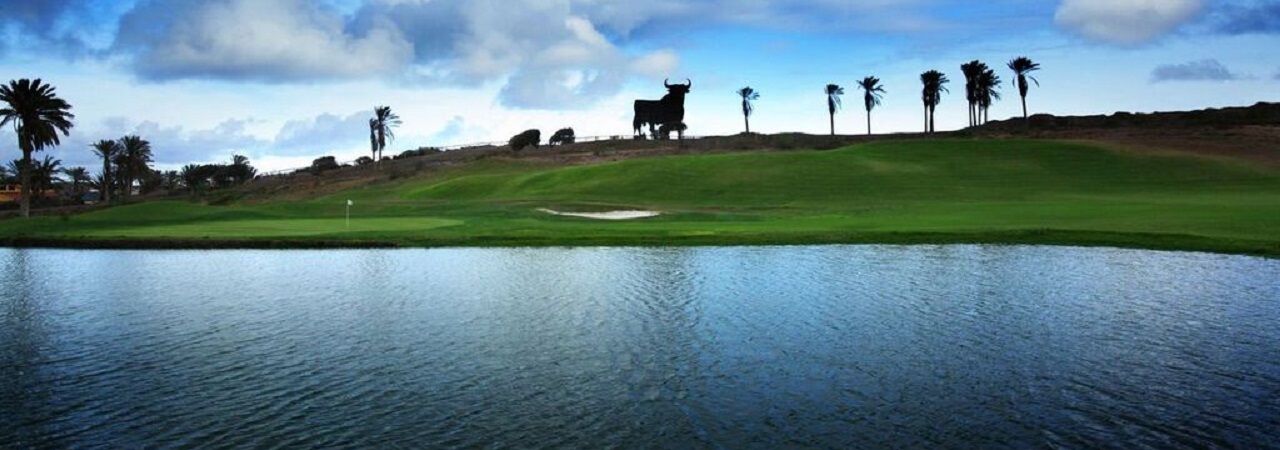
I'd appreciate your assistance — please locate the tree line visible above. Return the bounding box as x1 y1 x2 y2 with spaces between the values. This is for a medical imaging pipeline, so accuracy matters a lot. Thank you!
734 56 1041 136
0 78 262 216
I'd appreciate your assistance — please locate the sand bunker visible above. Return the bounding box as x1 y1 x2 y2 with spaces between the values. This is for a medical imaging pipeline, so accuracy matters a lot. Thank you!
538 208 661 220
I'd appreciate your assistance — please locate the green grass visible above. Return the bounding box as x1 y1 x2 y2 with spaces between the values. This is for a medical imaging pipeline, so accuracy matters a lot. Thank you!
3 139 1278 256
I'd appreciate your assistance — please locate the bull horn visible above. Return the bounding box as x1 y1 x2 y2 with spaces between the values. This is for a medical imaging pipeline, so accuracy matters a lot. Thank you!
664 78 671 88
685 78 692 88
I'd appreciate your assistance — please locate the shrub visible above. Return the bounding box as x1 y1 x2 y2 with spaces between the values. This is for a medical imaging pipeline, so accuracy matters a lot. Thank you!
549 128 575 146
311 156 340 174
509 129 541 152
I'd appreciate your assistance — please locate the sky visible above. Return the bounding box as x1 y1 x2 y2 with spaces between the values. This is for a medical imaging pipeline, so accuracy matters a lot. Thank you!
1 0 1278 173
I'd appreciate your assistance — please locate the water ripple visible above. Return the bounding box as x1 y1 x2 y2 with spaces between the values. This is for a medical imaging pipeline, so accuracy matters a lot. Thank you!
1 245 1278 449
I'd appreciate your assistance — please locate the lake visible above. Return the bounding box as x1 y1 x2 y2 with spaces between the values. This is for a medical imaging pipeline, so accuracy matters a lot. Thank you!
2 245 1278 449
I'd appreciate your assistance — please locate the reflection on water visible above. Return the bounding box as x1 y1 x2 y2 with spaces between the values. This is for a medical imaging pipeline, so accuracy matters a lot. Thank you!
1 245 1278 449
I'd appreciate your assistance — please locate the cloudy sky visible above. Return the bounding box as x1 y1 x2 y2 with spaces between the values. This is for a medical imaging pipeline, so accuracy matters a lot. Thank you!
1 0 1277 172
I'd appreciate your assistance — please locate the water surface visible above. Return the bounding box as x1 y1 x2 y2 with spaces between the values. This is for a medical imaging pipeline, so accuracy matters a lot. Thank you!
2 245 1278 449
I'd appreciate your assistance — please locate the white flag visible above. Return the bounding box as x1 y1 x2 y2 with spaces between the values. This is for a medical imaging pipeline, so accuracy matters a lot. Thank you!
347 199 353 206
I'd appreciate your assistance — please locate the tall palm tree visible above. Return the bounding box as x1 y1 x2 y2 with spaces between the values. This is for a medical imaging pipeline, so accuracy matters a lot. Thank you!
960 61 988 127
920 70 949 133
1007 56 1041 123
115 135 152 200
856 76 885 135
976 69 1002 125
369 106 401 162
736 86 759 134
91 139 121 203
825 84 843 136
0 78 75 217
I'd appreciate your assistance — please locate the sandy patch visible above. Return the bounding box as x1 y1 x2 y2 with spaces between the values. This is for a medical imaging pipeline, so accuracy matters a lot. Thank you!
538 208 661 220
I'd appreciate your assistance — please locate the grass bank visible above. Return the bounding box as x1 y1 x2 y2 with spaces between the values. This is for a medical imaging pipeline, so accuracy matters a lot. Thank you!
2 139 1277 256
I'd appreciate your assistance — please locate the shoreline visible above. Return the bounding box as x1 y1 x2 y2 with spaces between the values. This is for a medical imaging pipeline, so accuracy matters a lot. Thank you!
4 230 1275 258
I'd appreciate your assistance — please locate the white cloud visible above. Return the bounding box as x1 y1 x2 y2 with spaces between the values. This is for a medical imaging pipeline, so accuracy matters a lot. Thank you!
122 0 413 81
1055 0 1205 44
274 111 371 154
453 8 678 109
129 118 268 166
630 50 680 79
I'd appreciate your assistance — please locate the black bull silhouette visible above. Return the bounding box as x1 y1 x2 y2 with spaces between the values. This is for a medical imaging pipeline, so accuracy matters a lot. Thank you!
633 79 691 139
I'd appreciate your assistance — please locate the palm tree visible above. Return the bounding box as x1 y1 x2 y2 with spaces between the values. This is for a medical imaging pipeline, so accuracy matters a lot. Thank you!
856 76 885 135
63 166 91 202
920 70 949 133
180 163 208 193
91 139 121 203
960 61 988 127
160 170 182 191
825 84 843 136
0 79 75 217
5 160 20 182
89 173 106 198
369 106 401 162
736 86 759 134
1007 56 1041 123
115 135 152 200
229 154 256 184
9 155 63 204
976 69 1002 125
33 155 62 195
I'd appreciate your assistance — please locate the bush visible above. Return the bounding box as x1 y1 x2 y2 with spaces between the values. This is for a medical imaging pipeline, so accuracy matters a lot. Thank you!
549 128 575 146
311 156 340 174
509 129 541 152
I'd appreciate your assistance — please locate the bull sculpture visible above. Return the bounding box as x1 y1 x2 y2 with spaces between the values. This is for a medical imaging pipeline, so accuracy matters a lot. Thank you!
509 129 541 152
634 79 691 140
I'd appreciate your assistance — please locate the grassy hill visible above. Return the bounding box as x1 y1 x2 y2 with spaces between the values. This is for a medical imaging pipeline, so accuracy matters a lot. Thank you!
2 138 1277 255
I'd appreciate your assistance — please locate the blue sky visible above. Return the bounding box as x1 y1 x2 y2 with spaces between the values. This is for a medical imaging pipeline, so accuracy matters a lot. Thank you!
1 0 1278 172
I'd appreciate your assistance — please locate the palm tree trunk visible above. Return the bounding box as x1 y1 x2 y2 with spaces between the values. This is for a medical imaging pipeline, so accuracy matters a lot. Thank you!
744 115 750 134
102 161 111 204
19 150 31 218
1021 95 1028 122
866 111 872 136
829 113 835 136
121 168 131 200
